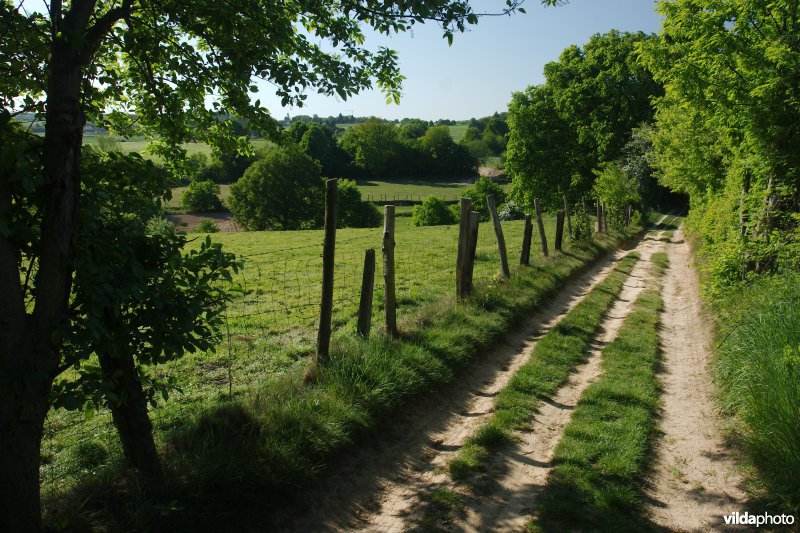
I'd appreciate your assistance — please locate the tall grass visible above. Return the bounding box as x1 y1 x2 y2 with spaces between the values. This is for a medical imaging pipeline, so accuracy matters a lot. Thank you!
713 273 800 511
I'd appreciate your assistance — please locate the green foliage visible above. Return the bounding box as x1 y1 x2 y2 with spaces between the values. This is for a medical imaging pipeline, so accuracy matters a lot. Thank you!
592 162 640 227
337 179 382 228
196 219 220 233
339 119 402 177
714 274 800 510
570 206 593 241
94 135 122 153
497 201 525 221
507 31 663 210
462 176 506 220
181 179 223 212
412 196 458 226
285 122 351 178
229 145 323 230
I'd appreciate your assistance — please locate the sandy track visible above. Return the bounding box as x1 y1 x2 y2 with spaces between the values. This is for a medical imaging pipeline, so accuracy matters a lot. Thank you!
645 227 747 531
457 233 666 532
273 238 641 532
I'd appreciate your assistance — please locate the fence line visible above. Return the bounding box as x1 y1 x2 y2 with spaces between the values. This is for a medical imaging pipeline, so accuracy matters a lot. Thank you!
40 199 609 499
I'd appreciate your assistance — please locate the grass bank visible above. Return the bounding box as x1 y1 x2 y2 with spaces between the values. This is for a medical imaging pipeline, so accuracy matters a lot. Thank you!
712 272 800 512
448 253 640 481
531 252 668 531
44 223 644 530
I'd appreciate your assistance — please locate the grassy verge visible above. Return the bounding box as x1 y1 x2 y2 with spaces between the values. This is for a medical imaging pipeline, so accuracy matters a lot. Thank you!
530 252 667 531
43 225 644 530
448 253 640 481
712 271 800 512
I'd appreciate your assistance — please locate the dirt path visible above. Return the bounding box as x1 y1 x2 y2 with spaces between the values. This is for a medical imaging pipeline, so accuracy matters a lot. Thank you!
277 236 645 531
645 226 747 531
434 225 668 532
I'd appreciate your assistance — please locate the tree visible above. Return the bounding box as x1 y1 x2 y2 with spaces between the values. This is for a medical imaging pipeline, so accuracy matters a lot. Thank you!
420 125 477 177
1 0 556 527
181 179 223 212
592 162 640 226
639 0 800 281
337 179 382 228
463 176 507 221
339 118 403 177
507 31 663 210
229 145 324 230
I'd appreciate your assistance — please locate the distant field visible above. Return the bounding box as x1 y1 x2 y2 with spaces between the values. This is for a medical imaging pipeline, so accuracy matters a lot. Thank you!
448 124 469 142
82 134 272 159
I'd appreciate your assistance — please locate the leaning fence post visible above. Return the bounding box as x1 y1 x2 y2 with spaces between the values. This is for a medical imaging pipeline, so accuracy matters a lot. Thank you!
520 215 533 266
555 210 565 252
465 211 480 294
383 205 397 337
486 195 510 277
357 248 376 338
534 198 549 257
316 178 338 365
456 198 472 298
563 194 572 236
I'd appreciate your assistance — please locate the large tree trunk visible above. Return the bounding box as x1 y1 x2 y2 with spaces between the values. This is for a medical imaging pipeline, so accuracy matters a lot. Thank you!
0 8 89 528
97 346 164 483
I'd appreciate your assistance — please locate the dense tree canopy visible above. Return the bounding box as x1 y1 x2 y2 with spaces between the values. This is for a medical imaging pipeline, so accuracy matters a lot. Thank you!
506 30 663 209
640 0 800 285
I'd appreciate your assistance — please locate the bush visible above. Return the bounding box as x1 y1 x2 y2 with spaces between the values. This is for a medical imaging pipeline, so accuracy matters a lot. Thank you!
498 200 525 221
229 145 323 230
463 176 506 221
195 219 220 233
412 196 457 226
181 179 223 212
337 179 381 228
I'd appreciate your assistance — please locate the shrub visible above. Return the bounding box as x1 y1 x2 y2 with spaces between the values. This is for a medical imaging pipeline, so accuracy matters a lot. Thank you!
229 145 323 230
337 179 381 228
181 179 223 212
412 196 457 226
498 201 525 221
462 176 506 220
195 219 220 233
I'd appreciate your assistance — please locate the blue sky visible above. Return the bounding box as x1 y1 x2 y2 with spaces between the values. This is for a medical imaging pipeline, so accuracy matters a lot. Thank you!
257 0 663 121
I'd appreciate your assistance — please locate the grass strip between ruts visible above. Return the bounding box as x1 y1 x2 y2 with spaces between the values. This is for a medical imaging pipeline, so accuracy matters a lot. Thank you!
529 252 668 532
448 252 641 481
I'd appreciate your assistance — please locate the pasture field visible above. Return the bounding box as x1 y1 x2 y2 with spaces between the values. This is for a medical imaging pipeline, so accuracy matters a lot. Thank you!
41 216 557 494
82 134 273 159
448 124 469 142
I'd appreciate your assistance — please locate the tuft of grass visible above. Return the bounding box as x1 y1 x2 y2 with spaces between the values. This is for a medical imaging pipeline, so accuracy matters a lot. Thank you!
531 268 666 531
448 253 640 481
42 224 645 530
713 272 800 511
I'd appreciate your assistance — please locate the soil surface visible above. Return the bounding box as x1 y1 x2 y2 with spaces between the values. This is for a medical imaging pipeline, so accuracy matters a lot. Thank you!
167 211 239 232
645 226 747 531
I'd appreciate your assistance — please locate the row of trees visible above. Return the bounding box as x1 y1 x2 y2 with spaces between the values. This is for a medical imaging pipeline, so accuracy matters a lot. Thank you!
505 31 666 215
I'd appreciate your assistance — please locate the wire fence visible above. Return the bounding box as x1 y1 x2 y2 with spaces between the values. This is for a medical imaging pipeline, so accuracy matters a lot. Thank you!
39 213 554 498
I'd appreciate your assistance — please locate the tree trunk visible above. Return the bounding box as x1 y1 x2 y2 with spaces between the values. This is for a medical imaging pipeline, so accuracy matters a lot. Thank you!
0 15 90 528
97 349 163 483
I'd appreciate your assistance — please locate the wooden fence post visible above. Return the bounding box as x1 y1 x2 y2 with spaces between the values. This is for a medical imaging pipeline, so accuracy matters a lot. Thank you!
456 198 472 298
602 202 608 233
555 210 565 252
486 195 510 277
316 178 338 365
520 215 533 266
596 200 602 233
465 211 480 294
357 248 376 338
383 205 397 337
534 198 549 257
563 194 572 236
